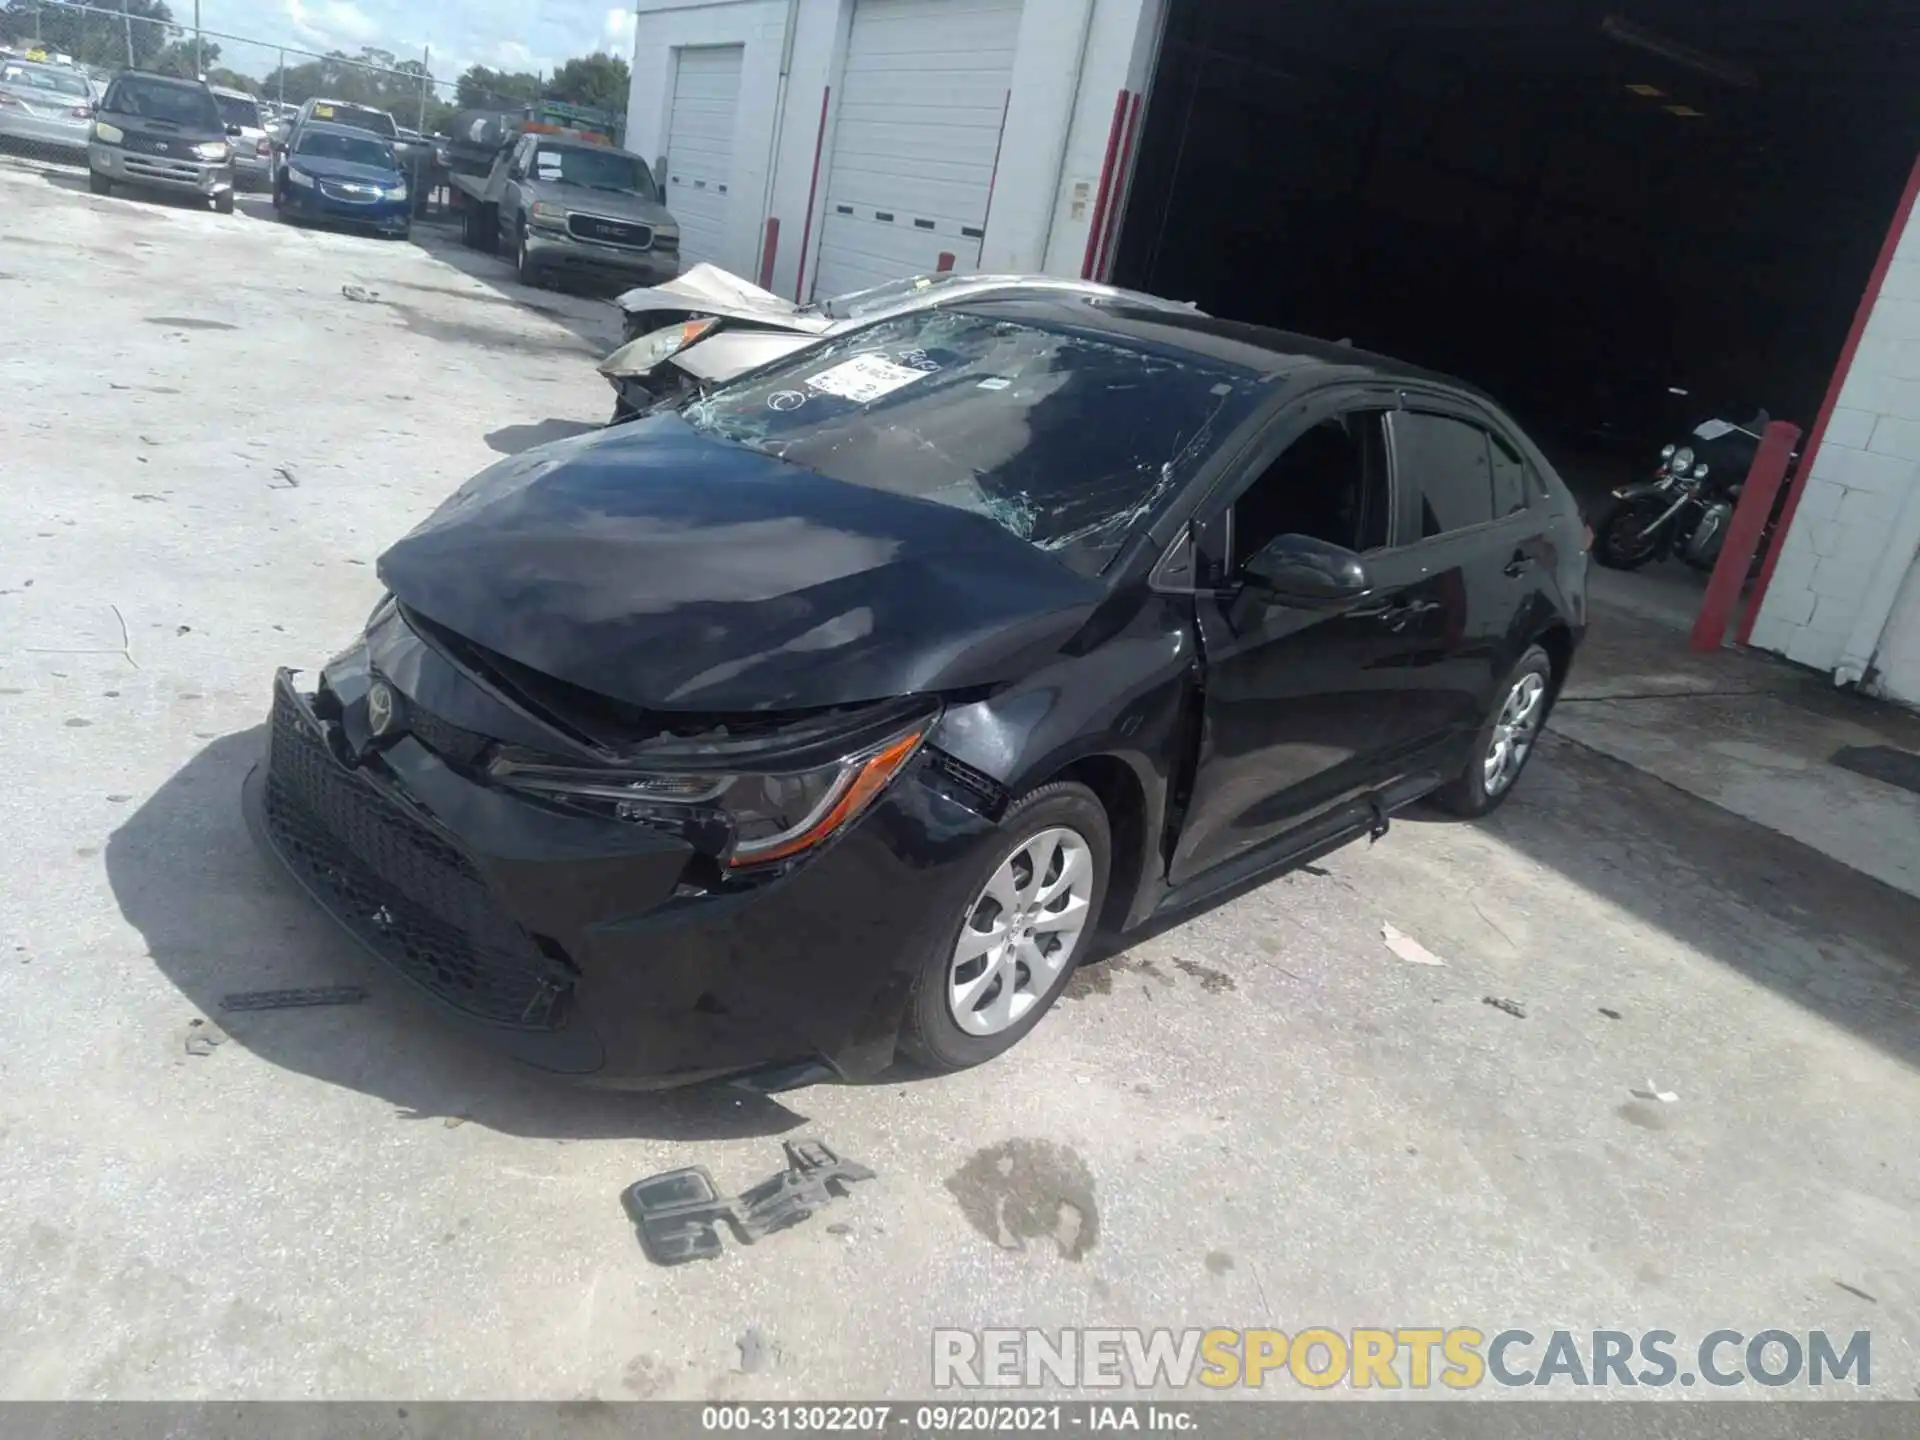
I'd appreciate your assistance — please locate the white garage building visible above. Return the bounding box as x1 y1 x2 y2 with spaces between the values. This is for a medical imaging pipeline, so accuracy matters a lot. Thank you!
624 0 1920 709
624 0 1160 293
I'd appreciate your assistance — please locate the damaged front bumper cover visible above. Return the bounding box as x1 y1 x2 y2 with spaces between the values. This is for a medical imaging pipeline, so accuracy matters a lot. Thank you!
244 636 1001 1088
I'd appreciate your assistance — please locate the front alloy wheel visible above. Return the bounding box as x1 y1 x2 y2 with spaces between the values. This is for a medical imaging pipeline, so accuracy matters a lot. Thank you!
901 781 1110 1072
949 827 1095 1038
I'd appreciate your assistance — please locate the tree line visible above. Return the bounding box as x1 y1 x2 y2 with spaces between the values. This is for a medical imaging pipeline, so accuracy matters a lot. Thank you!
0 1 629 136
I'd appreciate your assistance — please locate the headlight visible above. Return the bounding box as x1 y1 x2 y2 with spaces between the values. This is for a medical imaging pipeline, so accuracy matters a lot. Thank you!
93 121 125 144
287 166 314 188
1660 443 1676 461
194 140 230 161
1692 463 1709 479
653 228 680 249
597 316 721 378
1669 446 1695 474
388 182 409 202
488 715 933 869
529 200 569 229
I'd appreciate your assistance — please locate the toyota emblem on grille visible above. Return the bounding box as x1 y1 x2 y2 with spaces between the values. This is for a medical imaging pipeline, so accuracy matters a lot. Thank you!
366 681 395 736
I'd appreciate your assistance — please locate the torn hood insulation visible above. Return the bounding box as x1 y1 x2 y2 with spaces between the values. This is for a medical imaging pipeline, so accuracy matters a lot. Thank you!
376 415 1104 713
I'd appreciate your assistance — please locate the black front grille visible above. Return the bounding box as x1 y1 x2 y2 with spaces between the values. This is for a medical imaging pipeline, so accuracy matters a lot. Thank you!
568 213 652 249
121 131 201 158
263 687 570 1029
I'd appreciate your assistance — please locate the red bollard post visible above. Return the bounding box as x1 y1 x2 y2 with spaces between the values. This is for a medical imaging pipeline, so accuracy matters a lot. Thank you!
1689 420 1803 652
758 218 781 291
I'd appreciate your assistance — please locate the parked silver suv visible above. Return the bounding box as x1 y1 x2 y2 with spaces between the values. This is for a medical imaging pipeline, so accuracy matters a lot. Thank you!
210 85 271 190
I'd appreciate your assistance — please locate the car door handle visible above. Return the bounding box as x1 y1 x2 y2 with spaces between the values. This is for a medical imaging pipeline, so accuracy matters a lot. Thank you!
1355 598 1440 630
1503 552 1535 578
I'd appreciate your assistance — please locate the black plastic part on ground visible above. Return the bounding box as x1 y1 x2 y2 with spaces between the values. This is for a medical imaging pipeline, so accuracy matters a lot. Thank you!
621 1140 877 1265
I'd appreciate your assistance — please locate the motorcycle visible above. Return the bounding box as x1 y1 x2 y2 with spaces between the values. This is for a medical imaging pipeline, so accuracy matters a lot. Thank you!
1592 411 1785 573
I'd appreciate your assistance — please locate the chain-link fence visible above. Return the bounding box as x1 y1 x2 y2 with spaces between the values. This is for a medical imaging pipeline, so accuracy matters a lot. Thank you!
0 0 459 201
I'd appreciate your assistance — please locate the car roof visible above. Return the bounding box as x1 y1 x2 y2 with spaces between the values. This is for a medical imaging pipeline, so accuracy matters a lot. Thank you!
950 292 1484 394
209 85 258 99
111 69 211 90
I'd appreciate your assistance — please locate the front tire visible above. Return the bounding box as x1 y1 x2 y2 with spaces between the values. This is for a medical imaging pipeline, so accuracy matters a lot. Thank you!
1427 645 1554 819
900 782 1110 1074
1593 498 1667 570
88 169 111 196
213 190 234 215
515 224 541 287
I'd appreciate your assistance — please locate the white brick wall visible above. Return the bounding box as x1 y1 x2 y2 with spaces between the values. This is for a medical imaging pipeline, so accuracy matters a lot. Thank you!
1750 195 1920 676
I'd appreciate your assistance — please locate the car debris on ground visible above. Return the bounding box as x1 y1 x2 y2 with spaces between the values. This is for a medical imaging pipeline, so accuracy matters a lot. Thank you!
622 1140 876 1266
1382 922 1448 967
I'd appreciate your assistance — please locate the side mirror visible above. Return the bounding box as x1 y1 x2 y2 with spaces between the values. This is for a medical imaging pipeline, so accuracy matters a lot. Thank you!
225 123 242 137
1242 534 1372 605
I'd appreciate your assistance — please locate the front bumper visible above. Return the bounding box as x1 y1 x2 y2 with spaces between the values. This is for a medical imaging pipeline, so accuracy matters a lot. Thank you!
280 182 410 232
245 625 998 1088
90 143 232 194
524 229 678 286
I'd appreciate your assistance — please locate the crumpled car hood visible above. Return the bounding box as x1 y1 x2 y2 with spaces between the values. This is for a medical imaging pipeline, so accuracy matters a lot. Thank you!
611 263 834 333
376 415 1104 713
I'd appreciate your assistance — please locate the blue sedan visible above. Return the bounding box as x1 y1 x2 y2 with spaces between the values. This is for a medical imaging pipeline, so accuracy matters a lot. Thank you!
273 121 410 238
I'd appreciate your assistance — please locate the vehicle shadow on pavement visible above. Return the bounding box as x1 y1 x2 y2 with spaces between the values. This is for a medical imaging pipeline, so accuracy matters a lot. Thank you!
1452 735 1920 1071
484 419 602 455
407 219 626 353
104 727 811 1141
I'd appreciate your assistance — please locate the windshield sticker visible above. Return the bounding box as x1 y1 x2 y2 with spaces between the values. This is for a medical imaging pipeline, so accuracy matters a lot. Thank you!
768 390 808 413
977 378 1011 391
805 353 930 404
313 104 335 117
1692 418 1737 441
536 154 563 178
895 349 941 374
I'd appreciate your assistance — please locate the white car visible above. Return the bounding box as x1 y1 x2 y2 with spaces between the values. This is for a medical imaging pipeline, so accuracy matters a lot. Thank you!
599 264 1205 422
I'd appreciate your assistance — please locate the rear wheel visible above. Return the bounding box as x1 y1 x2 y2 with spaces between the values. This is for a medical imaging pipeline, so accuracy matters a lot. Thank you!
900 782 1110 1073
87 169 111 196
212 190 234 215
1427 645 1554 819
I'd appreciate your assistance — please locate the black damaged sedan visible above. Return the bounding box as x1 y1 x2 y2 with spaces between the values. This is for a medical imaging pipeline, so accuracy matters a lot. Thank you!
248 296 1587 1087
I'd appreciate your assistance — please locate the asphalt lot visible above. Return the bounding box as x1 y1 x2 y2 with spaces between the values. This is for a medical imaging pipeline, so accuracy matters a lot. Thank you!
2 154 1919 1406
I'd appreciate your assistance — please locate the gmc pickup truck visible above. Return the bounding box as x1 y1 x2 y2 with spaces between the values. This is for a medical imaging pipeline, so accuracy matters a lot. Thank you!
450 130 680 292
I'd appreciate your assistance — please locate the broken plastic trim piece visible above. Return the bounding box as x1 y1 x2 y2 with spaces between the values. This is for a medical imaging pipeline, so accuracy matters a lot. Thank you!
220 985 370 1012
621 1140 876 1265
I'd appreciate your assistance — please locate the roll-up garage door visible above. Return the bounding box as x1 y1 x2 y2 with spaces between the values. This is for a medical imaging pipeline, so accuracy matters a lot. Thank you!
664 44 744 269
810 0 1022 300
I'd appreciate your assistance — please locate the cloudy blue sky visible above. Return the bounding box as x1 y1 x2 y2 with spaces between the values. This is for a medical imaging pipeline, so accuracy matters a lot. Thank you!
198 1 636 92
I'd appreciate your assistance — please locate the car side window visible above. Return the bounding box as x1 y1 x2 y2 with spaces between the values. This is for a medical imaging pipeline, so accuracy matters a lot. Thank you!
1231 411 1392 571
1391 411 1496 539
1489 430 1529 517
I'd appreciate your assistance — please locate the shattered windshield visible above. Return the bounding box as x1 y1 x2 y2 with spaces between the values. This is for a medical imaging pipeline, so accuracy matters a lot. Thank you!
681 308 1262 575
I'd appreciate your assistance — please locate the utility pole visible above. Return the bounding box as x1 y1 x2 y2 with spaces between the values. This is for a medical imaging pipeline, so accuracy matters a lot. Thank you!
418 45 430 132
277 49 285 108
192 0 202 77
